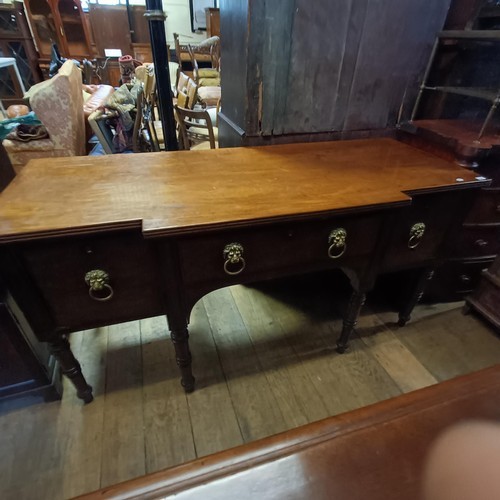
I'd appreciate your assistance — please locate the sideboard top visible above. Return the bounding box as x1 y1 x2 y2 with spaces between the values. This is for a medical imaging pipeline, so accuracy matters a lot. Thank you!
0 138 487 242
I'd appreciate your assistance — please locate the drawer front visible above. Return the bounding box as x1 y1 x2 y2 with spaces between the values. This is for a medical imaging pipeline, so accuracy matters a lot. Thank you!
466 188 500 224
382 192 461 271
177 213 383 289
19 232 164 330
424 258 493 301
455 225 500 258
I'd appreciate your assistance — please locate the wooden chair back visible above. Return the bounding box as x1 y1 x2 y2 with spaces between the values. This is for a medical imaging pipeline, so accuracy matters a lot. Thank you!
176 72 189 96
186 78 198 109
174 105 217 150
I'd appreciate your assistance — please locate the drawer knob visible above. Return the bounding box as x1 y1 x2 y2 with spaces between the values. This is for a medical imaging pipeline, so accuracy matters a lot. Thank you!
223 243 246 275
84 269 114 302
460 274 471 283
408 222 426 249
328 228 347 259
475 239 488 247
495 204 500 213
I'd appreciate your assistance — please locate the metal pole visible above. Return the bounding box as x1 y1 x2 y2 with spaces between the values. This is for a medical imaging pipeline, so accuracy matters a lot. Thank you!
144 0 179 151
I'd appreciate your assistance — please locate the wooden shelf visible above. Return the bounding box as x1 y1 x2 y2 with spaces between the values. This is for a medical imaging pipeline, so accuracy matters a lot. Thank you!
422 85 500 102
439 30 500 40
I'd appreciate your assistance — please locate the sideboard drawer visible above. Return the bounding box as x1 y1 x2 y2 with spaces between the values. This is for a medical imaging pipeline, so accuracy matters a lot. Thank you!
381 191 461 271
177 213 383 288
455 225 500 258
18 232 164 331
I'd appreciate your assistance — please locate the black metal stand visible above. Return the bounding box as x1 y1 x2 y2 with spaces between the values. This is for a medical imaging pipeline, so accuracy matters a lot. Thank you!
144 0 179 151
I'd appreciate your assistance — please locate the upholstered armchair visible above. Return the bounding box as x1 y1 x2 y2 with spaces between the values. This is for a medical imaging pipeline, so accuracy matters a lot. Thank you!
3 60 85 171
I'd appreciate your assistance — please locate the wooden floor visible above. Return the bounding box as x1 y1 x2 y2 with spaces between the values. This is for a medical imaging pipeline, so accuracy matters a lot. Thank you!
1 274 499 499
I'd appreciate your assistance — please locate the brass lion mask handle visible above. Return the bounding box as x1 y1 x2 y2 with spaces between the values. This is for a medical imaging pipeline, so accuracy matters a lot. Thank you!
223 243 246 275
328 228 347 259
408 222 426 249
84 269 114 302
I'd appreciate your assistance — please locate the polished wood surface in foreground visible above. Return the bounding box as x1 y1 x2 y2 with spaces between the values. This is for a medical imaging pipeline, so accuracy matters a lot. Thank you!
80 364 500 500
0 138 482 241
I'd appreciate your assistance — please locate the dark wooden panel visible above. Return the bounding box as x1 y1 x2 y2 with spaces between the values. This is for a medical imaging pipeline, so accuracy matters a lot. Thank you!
281 0 357 135
222 0 451 143
89 5 131 57
131 6 150 44
259 0 296 136
344 0 451 131
219 0 248 132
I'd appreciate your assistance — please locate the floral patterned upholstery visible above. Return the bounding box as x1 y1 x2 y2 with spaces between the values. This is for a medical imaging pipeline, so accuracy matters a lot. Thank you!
3 60 85 171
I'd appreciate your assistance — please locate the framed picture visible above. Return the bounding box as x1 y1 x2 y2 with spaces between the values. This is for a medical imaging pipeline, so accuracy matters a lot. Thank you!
189 0 217 32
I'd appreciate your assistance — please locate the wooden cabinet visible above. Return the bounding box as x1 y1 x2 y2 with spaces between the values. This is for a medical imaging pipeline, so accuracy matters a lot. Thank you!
205 7 220 37
465 253 500 329
23 0 92 62
0 289 62 407
397 2 500 301
0 1 42 106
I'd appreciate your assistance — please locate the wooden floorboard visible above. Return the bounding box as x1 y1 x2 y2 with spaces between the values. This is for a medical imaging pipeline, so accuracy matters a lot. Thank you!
1 280 499 499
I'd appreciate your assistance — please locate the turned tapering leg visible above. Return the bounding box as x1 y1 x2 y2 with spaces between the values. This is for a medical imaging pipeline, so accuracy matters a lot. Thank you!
398 268 434 326
49 336 93 403
336 290 366 353
170 326 195 392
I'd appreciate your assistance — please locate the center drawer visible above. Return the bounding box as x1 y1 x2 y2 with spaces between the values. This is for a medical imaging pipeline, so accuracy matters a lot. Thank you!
18 231 165 331
176 212 384 289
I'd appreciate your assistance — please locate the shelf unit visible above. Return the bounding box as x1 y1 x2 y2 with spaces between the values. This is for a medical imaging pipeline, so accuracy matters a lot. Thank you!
400 2 500 302
23 0 92 74
0 1 42 106
411 30 500 142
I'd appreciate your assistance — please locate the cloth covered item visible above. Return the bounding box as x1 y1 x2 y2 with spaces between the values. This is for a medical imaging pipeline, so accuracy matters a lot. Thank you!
104 82 142 152
0 111 42 141
6 124 49 142
198 36 220 48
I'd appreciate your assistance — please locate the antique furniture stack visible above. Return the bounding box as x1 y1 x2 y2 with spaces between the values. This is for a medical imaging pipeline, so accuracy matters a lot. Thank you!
0 139 487 402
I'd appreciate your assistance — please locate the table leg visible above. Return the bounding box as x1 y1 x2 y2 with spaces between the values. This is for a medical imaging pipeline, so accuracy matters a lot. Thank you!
170 324 195 392
48 336 93 403
336 290 366 353
398 267 434 326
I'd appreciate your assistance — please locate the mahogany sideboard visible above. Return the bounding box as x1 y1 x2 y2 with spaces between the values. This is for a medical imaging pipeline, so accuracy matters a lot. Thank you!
78 365 500 500
0 139 489 402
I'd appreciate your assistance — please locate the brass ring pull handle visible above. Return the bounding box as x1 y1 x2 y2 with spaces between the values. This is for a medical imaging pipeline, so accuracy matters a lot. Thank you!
84 269 114 302
408 222 426 249
223 243 246 276
328 228 347 259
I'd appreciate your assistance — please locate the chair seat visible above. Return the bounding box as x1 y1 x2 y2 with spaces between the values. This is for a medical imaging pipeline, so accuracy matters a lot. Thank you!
3 137 55 152
188 125 219 140
198 69 219 79
2 137 64 170
197 86 221 107
191 141 215 150
199 77 221 87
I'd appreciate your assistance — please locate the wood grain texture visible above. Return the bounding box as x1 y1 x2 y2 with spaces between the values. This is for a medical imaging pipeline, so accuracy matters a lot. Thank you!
100 321 146 488
141 316 196 472
0 139 485 242
343 0 451 130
